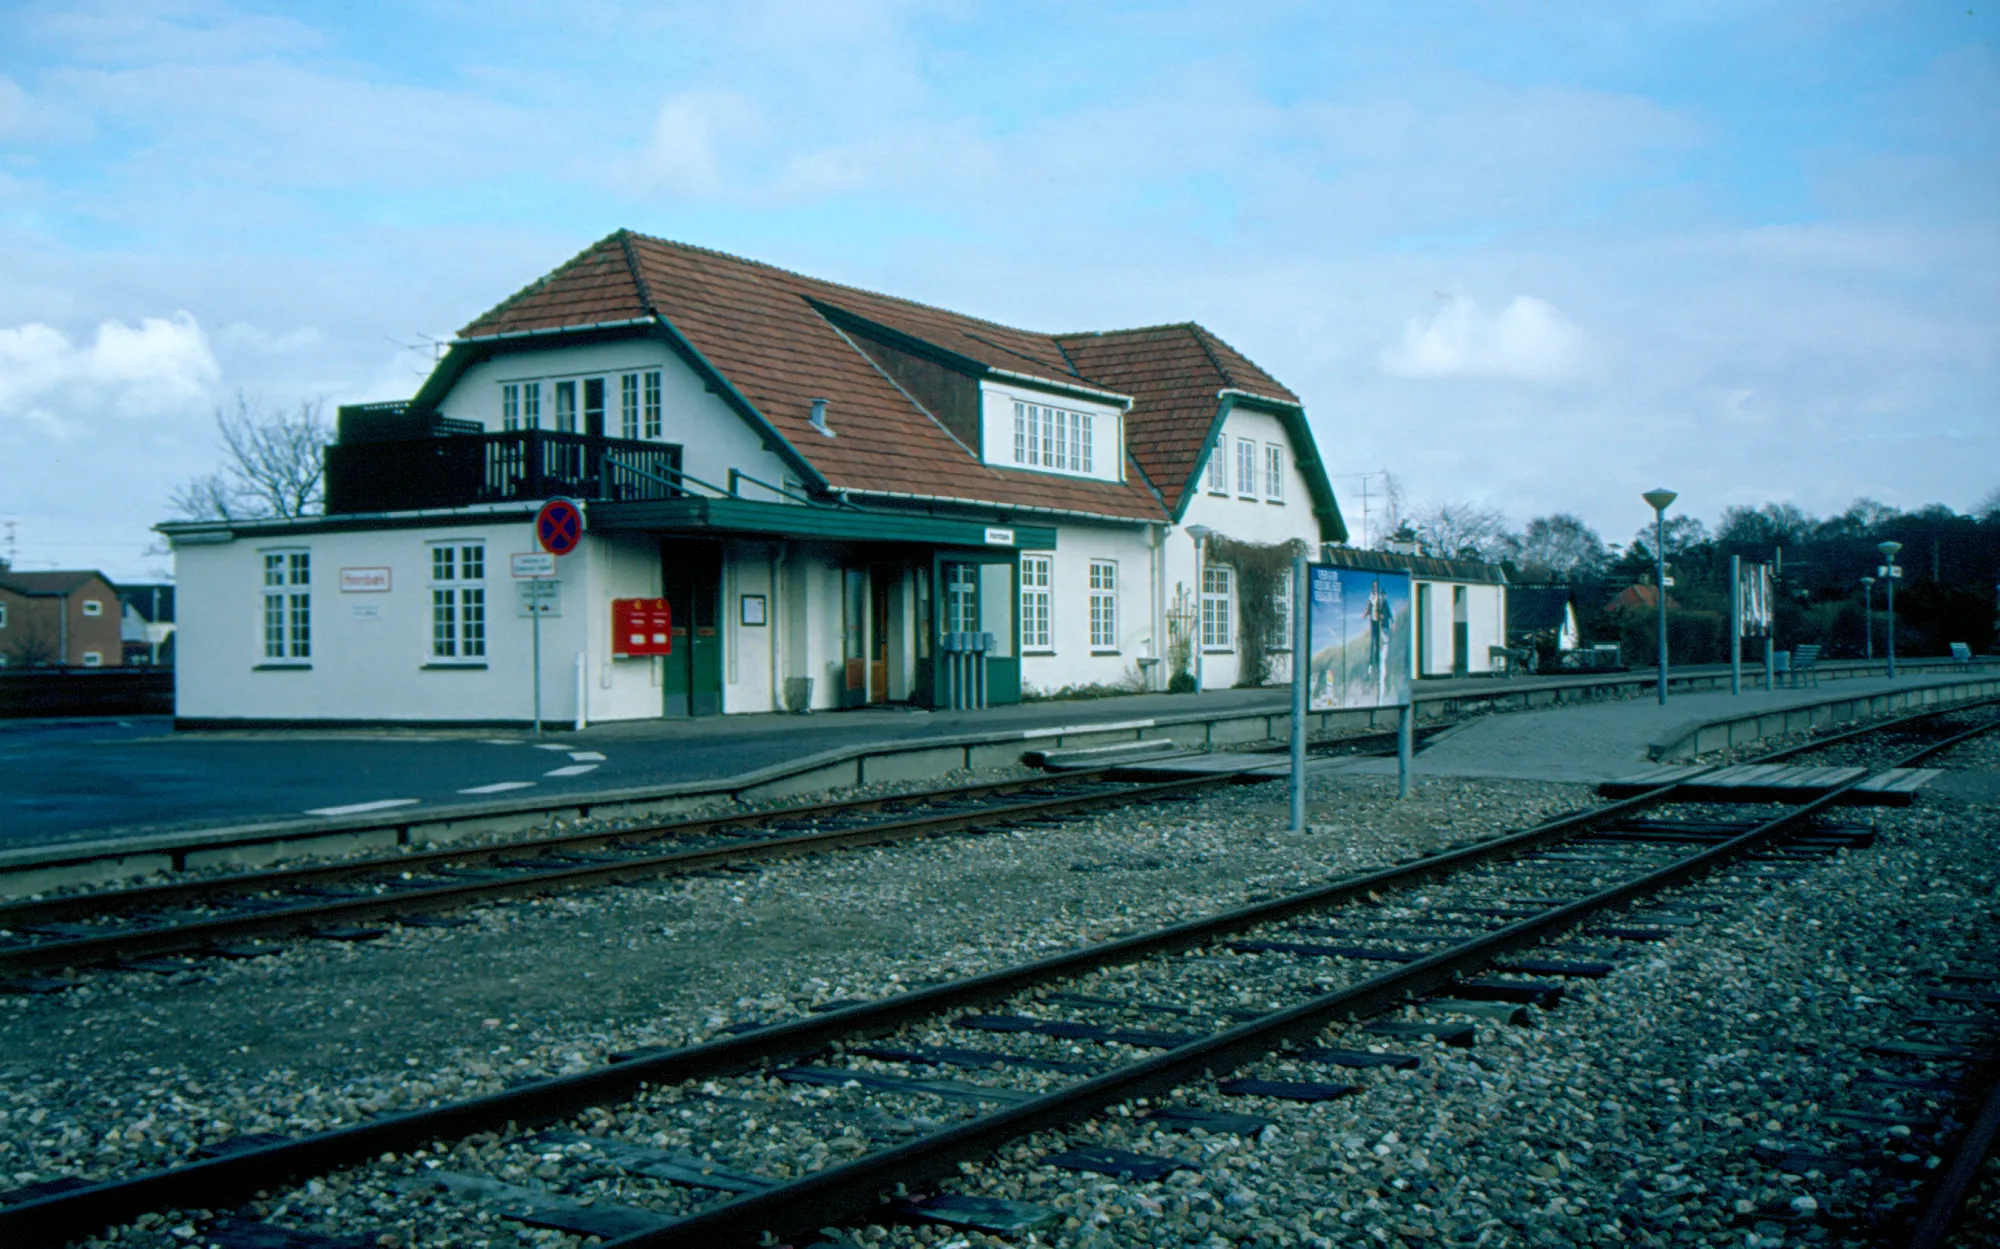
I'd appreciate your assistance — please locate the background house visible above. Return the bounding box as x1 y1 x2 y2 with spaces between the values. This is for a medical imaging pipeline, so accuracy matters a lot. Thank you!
0 570 126 667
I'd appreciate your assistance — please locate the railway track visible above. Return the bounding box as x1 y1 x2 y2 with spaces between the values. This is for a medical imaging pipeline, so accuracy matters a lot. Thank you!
5 705 1995 1247
0 769 1255 985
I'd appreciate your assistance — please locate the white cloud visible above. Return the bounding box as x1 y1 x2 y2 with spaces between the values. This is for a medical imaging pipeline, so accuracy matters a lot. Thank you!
1379 294 1587 383
0 311 219 433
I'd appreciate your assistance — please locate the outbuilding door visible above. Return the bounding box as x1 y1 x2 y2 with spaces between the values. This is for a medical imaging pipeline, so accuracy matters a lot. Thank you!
661 541 723 716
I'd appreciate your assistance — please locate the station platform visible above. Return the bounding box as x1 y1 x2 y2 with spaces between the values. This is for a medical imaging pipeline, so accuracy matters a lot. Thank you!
1327 671 1993 786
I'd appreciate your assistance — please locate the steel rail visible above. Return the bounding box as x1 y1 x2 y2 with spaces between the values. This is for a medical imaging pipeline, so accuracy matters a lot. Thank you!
7 712 1997 1246
1750 694 2000 763
1903 1051 2000 1249
0 773 1237 979
618 769 1887 1247
0 780 1689 1247
0 769 1134 928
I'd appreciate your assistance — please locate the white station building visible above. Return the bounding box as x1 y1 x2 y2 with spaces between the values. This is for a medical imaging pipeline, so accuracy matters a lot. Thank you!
164 231 1358 727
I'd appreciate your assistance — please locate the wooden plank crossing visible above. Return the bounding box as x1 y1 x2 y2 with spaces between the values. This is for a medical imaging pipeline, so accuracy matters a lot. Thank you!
1599 765 1940 806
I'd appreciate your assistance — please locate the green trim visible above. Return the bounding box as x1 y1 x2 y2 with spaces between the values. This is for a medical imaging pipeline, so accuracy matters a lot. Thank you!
1171 393 1348 544
592 496 1058 550
807 300 988 376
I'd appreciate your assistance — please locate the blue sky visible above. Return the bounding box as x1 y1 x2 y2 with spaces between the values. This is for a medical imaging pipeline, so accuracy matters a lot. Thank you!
1 1 1994 577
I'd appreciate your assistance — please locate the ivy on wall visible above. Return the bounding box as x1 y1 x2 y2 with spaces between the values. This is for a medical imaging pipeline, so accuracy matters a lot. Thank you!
1210 534 1308 687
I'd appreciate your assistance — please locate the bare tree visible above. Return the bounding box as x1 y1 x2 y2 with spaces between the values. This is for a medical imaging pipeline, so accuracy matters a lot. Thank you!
172 394 331 521
1975 487 2000 525
1409 500 1511 561
1512 513 1607 581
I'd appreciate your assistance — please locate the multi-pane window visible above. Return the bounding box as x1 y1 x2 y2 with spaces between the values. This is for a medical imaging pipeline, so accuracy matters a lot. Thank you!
1088 560 1118 650
945 564 979 634
554 380 578 433
1237 437 1256 496
1200 564 1233 650
429 543 487 660
643 370 663 438
1268 568 1293 651
503 382 544 430
620 374 640 439
583 378 605 434
1206 445 1227 493
503 383 520 431
1264 444 1285 501
1010 402 1094 473
1019 555 1052 650
261 549 311 661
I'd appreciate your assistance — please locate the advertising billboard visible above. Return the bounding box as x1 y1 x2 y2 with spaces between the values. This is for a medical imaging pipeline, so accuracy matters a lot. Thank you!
1739 563 1773 637
1307 564 1413 710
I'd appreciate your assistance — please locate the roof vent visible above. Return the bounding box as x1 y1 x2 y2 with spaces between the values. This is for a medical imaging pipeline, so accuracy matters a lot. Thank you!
808 397 835 438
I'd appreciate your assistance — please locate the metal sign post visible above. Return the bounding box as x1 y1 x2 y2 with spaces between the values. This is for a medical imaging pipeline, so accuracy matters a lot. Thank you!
1289 551 1307 833
1398 704 1414 800
1730 554 1742 696
513 551 561 736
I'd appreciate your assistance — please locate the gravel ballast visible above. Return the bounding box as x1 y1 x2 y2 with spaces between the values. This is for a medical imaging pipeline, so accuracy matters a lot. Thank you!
7 730 1997 1248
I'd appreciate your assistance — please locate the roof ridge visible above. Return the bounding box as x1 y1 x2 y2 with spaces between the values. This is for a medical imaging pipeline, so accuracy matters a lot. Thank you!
1185 323 1240 392
1052 321 1201 342
617 229 659 318
623 230 1066 345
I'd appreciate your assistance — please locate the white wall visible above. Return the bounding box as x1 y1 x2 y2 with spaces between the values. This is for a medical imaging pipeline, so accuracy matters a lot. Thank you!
443 340 797 504
978 379 1125 484
1167 404 1324 690
1019 523 1158 695
174 519 608 724
1412 578 1508 676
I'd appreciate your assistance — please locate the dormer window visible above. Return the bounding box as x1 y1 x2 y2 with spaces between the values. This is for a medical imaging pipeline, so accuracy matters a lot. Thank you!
1012 402 1093 474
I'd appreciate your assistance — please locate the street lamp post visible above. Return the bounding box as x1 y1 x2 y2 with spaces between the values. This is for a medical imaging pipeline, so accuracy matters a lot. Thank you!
1187 525 1212 694
1642 489 1678 705
1877 542 1902 679
1860 576 1875 661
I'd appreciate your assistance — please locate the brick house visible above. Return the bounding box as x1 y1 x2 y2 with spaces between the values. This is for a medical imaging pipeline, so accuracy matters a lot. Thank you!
0 570 127 668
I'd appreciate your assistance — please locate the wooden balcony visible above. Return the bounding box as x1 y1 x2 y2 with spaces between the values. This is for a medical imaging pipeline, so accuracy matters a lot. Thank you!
324 430 684 515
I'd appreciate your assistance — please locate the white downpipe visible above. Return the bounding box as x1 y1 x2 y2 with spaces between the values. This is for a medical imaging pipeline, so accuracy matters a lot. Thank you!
770 545 788 712
574 650 586 731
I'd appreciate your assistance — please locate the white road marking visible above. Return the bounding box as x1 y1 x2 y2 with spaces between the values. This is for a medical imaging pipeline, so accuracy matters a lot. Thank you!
306 798 421 817
533 742 576 751
567 751 607 762
458 781 537 795
481 739 525 746
544 763 600 777
1019 718 1157 740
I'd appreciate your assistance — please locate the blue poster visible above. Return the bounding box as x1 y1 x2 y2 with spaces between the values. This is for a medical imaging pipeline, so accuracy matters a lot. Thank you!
1307 565 1413 710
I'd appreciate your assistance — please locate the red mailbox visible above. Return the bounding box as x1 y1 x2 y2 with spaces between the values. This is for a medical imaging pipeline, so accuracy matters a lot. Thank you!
612 598 674 656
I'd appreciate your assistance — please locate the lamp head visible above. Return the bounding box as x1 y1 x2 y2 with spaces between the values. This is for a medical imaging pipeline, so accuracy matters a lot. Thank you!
1876 540 1902 560
1641 488 1678 513
1186 525 1212 543
1861 576 1875 587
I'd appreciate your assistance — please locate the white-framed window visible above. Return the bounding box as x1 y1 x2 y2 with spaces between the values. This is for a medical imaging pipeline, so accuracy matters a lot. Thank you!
1236 437 1256 496
1268 568 1293 651
643 370 663 438
429 542 487 661
1088 560 1118 650
553 380 577 433
1201 564 1233 650
81 599 103 617
81 651 102 667
502 381 543 431
1264 443 1285 501
261 548 311 661
1020 555 1052 651
945 563 979 634
1010 402 1093 473
620 374 640 439
1206 444 1227 493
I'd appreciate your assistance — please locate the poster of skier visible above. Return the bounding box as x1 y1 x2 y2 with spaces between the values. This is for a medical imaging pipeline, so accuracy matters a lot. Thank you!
1306 565 1413 710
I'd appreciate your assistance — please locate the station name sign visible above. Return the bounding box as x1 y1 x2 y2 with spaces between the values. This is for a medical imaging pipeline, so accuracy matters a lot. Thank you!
338 567 391 593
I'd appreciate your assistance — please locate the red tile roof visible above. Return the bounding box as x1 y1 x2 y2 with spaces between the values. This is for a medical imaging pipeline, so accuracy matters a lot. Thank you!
456 231 1306 524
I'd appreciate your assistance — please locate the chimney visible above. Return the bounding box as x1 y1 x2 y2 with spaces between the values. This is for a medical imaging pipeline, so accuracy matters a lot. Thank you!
808 398 833 437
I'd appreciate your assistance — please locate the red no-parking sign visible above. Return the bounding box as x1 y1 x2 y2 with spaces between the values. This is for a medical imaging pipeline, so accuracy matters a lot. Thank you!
535 498 583 556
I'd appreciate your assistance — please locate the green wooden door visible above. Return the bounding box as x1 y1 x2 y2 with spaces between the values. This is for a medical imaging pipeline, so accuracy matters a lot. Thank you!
661 541 723 717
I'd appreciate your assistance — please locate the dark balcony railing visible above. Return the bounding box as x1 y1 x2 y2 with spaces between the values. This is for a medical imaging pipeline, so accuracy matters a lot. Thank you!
325 431 684 515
